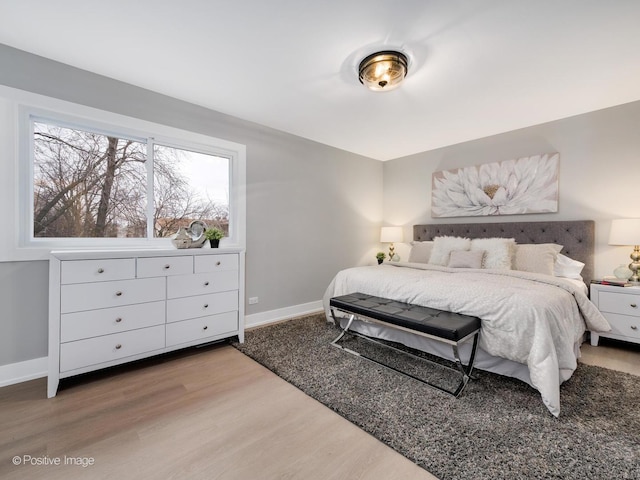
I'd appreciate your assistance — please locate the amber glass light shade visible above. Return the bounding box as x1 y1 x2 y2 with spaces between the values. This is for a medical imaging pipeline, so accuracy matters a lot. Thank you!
358 51 408 92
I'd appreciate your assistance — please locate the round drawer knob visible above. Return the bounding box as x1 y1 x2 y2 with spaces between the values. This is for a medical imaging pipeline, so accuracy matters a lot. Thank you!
164 264 171 269
115 344 122 350
204 304 209 309
97 268 104 274
630 303 637 308
203 325 208 330
204 281 210 286
115 317 122 323
216 261 221 266
116 291 123 297
632 326 638 331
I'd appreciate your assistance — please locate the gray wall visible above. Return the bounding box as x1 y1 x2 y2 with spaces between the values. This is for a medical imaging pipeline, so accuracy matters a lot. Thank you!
0 261 49 364
0 45 383 367
383 100 640 279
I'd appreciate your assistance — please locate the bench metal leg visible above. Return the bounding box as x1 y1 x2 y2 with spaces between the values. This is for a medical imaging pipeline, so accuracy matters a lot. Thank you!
330 313 356 347
450 332 479 397
331 313 479 398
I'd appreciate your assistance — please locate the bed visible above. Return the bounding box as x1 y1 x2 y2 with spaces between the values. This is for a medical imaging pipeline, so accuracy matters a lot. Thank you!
323 220 610 417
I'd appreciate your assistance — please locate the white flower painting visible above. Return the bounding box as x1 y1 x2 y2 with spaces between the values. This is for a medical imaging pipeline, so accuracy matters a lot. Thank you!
431 153 559 218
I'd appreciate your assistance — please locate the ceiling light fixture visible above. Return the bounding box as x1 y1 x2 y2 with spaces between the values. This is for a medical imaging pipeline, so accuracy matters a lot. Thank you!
358 50 408 92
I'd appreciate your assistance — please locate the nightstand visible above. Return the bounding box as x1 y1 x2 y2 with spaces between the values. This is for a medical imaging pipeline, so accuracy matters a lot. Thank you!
589 283 640 346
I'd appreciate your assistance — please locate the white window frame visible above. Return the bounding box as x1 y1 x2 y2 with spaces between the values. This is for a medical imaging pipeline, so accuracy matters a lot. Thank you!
0 85 246 262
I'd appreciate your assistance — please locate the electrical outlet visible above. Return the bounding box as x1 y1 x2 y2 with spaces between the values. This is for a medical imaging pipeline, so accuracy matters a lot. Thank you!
248 297 259 305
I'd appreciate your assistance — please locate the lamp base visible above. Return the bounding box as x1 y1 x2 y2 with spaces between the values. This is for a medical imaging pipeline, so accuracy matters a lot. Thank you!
629 245 640 283
387 244 401 262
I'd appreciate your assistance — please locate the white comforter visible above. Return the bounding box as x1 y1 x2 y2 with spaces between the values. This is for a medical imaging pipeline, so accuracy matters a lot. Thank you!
323 263 610 416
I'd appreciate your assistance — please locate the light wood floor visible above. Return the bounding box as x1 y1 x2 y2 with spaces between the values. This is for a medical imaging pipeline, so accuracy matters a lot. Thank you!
579 337 640 376
1 338 638 480
0 344 436 480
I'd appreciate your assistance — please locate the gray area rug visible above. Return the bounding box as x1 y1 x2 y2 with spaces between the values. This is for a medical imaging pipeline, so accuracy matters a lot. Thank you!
232 314 640 480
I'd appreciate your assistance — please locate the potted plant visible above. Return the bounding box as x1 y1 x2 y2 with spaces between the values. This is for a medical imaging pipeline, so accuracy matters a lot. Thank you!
204 227 224 248
376 252 386 264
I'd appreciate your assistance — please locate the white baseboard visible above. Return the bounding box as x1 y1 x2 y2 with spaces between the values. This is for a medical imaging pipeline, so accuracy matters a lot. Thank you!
0 302 324 388
245 300 324 329
0 356 47 388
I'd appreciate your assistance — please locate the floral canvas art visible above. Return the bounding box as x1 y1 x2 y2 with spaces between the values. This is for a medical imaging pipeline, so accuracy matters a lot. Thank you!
431 153 559 218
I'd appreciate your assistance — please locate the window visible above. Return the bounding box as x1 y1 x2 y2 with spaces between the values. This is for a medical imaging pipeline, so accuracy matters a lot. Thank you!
33 121 149 239
152 144 230 239
15 103 245 254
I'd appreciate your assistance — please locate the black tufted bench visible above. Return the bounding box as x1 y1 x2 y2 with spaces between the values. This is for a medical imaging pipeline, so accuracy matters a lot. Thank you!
329 292 481 397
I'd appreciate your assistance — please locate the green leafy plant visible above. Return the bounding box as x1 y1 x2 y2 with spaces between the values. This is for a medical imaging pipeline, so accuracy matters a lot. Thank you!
204 227 224 240
376 252 386 261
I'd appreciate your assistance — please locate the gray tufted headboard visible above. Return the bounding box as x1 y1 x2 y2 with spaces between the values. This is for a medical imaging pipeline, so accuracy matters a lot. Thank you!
413 220 595 286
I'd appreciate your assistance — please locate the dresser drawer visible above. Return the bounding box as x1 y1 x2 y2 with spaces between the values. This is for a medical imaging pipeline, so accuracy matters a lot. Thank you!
167 270 239 299
603 312 640 340
137 256 193 278
166 290 238 323
61 258 136 284
166 311 238 347
61 277 165 313
60 325 165 372
195 254 238 273
60 301 165 343
598 291 640 317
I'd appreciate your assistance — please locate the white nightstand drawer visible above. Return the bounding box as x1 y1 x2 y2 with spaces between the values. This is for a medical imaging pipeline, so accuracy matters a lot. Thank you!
61 258 135 284
61 277 165 313
60 301 166 343
166 311 238 347
137 256 193 278
195 254 238 273
166 290 238 323
598 291 640 317
167 270 239 299
604 312 640 340
60 325 165 372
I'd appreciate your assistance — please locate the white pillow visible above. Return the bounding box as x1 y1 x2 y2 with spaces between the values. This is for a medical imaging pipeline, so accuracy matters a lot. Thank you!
553 253 585 280
470 238 515 270
428 236 472 266
408 241 433 263
513 243 563 276
448 249 484 269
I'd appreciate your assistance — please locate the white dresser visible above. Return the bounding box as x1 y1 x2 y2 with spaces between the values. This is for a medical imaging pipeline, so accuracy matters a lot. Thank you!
589 283 640 346
48 248 245 397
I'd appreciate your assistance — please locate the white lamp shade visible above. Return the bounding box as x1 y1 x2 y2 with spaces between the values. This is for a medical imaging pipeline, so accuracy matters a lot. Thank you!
609 219 640 245
380 226 403 243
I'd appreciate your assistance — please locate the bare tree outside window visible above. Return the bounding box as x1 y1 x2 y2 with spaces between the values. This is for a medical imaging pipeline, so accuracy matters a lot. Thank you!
153 144 230 238
33 123 147 238
32 121 230 240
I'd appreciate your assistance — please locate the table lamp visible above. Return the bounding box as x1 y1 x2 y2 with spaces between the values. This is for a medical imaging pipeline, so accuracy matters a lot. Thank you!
380 226 403 261
608 218 640 284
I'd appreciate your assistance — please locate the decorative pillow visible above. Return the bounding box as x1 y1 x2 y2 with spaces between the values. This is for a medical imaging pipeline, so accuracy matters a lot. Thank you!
428 236 472 266
408 241 433 263
448 249 484 269
470 237 515 269
553 253 585 280
513 243 563 276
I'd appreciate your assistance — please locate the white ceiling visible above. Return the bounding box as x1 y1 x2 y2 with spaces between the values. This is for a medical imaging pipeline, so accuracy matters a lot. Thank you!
1 0 640 161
